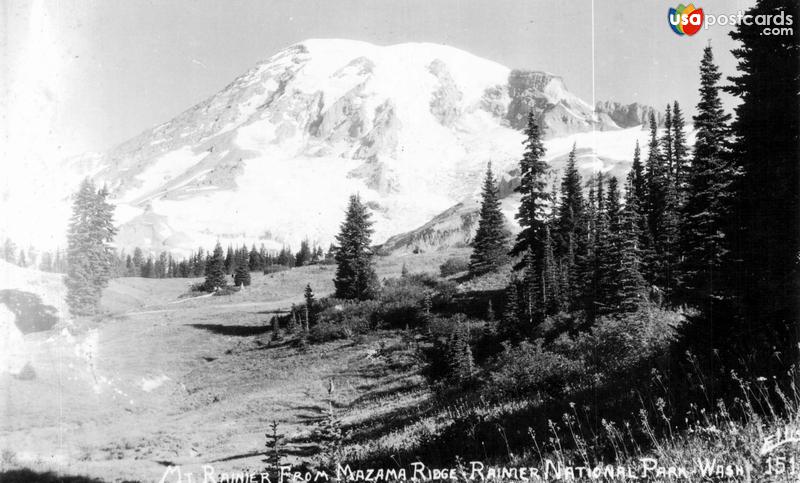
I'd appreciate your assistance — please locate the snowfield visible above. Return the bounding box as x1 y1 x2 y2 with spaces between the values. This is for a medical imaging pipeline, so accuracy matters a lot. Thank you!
1 39 690 256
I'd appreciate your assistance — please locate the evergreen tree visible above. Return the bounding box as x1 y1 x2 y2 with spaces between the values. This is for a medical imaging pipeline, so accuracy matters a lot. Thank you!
26 246 38 268
626 162 656 285
17 250 26 267
296 239 312 266
333 195 379 300
249 244 261 271
132 247 144 270
225 245 235 274
605 176 621 230
555 144 584 258
193 248 205 277
615 179 648 311
204 242 227 291
40 251 53 272
141 256 155 278
598 176 623 310
446 320 474 382
510 112 549 264
658 104 682 299
157 252 168 278
724 0 799 379
264 421 287 475
53 249 66 273
234 246 251 287
2 238 16 262
521 247 543 328
325 244 336 262
662 104 674 175
672 101 689 201
644 112 667 245
304 284 316 325
589 174 613 317
677 45 734 309
541 225 561 313
573 180 598 318
499 279 520 340
469 162 508 276
65 179 117 316
629 141 647 208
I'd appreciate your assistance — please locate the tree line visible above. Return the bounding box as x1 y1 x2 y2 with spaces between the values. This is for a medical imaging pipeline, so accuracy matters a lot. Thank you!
468 39 797 387
117 240 334 280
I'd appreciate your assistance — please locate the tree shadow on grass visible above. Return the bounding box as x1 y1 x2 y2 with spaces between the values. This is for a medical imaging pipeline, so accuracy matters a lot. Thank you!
187 323 270 336
0 289 59 333
0 469 116 482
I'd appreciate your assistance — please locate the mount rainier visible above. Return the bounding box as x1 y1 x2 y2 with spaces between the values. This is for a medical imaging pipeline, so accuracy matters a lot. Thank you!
12 39 673 255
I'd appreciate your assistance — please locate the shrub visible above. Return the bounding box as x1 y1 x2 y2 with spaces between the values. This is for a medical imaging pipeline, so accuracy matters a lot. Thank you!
214 285 240 296
310 300 382 342
487 339 580 400
14 363 36 381
0 290 58 333
552 308 678 386
439 257 469 277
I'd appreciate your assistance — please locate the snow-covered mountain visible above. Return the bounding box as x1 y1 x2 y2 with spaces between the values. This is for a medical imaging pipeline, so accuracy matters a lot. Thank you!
5 39 674 256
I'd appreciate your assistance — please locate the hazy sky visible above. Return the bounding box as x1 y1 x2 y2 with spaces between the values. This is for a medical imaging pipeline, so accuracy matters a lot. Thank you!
3 0 754 160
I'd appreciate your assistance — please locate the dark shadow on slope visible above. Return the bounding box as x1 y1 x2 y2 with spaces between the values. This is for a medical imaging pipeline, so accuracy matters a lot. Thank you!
0 469 116 482
209 450 264 463
0 289 59 333
187 323 270 336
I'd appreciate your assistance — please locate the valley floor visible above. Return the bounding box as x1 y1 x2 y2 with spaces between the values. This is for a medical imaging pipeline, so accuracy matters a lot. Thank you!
0 252 456 483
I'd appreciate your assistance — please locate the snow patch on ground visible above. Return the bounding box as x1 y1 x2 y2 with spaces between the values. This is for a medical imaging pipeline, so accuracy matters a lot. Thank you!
139 374 170 392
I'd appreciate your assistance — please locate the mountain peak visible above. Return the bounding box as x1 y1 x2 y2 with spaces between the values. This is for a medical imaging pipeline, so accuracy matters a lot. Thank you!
26 39 646 255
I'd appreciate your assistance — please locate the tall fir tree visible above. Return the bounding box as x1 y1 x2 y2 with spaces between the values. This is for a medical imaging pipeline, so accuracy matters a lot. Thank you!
555 143 584 257
615 178 648 312
65 179 117 316
2 238 16 262
225 245 235 275
333 195 379 300
304 284 316 325
249 244 261 271
671 101 689 202
677 45 734 310
725 1 799 378
555 144 585 307
644 112 665 242
234 246 251 287
661 104 674 174
446 321 474 382
510 112 549 264
499 279 521 340
541 225 561 314
629 141 647 209
296 239 312 267
511 112 549 328
598 176 623 310
204 242 227 291
469 162 508 276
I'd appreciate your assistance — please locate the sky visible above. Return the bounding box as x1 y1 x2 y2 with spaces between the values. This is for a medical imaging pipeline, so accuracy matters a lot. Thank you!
2 0 754 162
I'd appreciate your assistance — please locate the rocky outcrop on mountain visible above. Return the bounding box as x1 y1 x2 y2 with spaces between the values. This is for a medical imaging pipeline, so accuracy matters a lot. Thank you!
380 201 481 253
505 70 616 136
595 101 665 129
428 59 463 127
